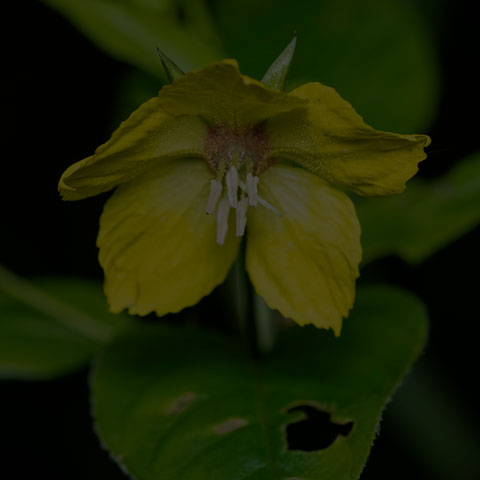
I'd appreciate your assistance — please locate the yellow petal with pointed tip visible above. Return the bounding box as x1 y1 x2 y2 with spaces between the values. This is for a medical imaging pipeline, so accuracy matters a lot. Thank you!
59 97 207 200
246 164 361 334
157 60 306 125
97 159 240 316
266 82 430 196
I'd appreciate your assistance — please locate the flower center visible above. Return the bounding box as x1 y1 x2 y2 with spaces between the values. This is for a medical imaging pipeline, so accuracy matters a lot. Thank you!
203 125 276 245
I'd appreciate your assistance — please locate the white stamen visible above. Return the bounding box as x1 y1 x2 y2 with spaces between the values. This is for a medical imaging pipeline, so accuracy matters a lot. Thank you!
216 197 230 245
225 165 239 208
205 180 223 215
246 172 259 206
238 179 281 215
236 197 248 237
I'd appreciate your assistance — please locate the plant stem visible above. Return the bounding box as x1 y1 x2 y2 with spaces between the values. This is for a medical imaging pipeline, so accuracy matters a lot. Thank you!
243 266 260 357
230 242 276 356
254 293 276 353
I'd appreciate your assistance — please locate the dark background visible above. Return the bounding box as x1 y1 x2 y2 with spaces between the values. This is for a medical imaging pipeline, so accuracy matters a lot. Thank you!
2 0 479 478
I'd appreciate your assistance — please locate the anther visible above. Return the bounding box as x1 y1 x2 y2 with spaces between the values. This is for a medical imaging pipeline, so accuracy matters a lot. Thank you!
246 172 259 206
216 197 230 245
205 180 223 214
236 197 248 237
225 165 239 208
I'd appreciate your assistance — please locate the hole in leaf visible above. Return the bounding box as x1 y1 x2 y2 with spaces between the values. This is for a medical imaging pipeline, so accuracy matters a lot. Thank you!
286 405 353 451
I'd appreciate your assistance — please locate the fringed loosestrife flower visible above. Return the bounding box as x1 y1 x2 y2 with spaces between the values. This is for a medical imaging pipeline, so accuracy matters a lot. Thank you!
59 39 430 335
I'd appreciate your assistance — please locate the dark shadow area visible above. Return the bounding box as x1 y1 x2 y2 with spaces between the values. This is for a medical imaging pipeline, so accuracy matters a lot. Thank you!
176 2 187 24
286 405 354 451
0 371 126 480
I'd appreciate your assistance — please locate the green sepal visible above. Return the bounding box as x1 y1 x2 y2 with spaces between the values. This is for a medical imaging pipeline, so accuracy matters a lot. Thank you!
261 34 297 91
156 48 185 83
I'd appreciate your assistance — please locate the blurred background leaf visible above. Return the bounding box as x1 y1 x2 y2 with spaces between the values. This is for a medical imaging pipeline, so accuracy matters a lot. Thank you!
384 360 480 480
0 267 130 380
212 0 440 132
42 0 224 77
92 285 427 480
358 151 480 265
43 0 440 133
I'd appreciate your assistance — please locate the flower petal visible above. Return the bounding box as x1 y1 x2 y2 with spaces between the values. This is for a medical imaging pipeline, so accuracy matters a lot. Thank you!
59 97 207 200
246 164 361 334
97 159 240 316
266 82 431 196
157 60 306 125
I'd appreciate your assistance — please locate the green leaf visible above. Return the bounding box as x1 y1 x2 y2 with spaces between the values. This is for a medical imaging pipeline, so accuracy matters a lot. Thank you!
42 0 223 78
213 0 440 132
0 267 130 380
358 152 480 265
261 34 297 91
92 285 427 480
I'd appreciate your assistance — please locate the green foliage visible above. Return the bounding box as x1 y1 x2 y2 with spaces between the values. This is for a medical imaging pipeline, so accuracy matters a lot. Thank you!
358 152 480 265
8 3 459 477
0 270 130 379
213 0 440 132
42 0 223 77
92 285 427 480
43 0 440 133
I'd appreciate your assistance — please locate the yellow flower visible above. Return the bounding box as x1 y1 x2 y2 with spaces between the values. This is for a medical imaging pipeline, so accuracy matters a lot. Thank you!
59 44 429 335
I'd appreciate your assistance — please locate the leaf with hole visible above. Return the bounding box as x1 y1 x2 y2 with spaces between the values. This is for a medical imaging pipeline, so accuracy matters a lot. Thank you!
0 270 130 379
92 285 427 479
357 152 480 265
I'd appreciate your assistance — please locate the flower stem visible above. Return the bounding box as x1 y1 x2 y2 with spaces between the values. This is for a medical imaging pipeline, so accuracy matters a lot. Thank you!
230 242 276 355
253 293 276 353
